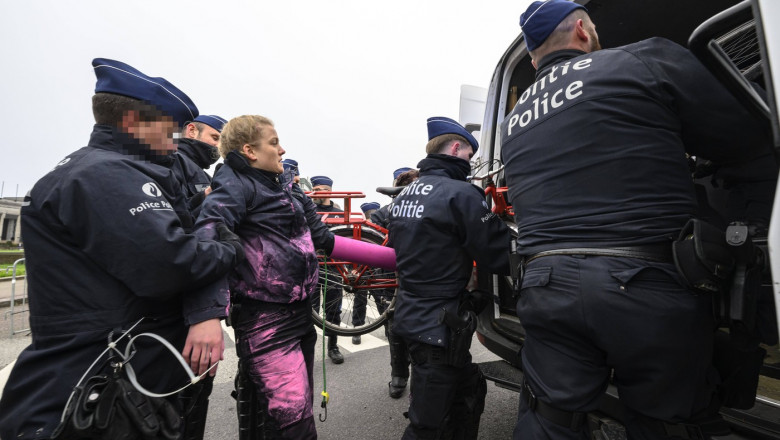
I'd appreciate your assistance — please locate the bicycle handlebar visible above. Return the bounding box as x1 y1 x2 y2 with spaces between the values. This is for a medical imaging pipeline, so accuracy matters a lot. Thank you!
468 164 505 182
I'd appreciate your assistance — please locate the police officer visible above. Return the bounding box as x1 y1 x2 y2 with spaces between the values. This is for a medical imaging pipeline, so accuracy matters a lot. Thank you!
282 158 301 184
389 117 511 439
310 175 347 363
373 168 418 398
173 113 229 440
360 201 380 219
501 1 772 439
173 114 228 213
0 58 241 440
351 201 384 346
372 167 417 230
393 167 413 186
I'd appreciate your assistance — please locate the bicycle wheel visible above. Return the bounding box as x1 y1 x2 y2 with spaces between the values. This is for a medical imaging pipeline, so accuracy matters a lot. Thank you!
310 224 398 336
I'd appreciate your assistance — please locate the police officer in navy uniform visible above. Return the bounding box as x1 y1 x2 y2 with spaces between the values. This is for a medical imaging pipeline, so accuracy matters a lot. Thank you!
351 201 384 346
173 114 228 213
360 201 380 219
282 158 301 184
172 113 229 440
309 175 347 363
501 1 772 439
371 167 416 237
373 168 419 398
0 58 241 440
389 117 511 439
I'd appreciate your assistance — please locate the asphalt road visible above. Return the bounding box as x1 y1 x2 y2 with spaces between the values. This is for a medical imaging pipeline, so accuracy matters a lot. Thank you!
0 308 520 439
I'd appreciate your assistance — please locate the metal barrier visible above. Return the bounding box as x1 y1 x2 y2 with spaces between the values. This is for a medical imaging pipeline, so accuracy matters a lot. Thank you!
4 258 29 335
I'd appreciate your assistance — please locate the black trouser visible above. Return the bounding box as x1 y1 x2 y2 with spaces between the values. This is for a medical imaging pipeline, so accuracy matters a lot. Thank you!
352 287 392 326
179 374 214 440
387 311 410 379
513 255 718 440
402 342 487 440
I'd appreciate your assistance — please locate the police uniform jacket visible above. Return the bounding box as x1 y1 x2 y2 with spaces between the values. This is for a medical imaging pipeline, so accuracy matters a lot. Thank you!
370 204 391 228
195 151 335 305
388 154 511 346
500 38 771 255
172 137 217 214
315 200 343 214
0 125 238 440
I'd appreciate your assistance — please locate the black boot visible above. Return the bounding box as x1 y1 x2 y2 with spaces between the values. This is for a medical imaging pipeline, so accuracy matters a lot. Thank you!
327 336 344 364
388 376 408 399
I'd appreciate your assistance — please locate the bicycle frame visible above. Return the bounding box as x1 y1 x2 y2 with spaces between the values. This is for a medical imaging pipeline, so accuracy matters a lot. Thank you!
483 178 514 218
307 190 396 291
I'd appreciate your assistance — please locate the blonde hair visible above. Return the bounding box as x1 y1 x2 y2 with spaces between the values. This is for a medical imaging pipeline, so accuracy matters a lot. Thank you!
218 115 274 158
425 134 470 155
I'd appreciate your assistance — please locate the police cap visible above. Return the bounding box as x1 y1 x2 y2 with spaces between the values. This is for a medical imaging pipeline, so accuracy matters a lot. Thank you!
426 116 479 153
92 58 198 127
520 0 587 52
193 115 227 132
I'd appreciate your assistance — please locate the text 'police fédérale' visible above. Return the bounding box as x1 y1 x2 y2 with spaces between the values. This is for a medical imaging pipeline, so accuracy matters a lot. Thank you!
130 200 173 216
506 58 593 136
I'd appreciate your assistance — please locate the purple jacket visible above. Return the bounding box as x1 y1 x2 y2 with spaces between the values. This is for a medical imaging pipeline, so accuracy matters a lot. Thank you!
195 151 334 303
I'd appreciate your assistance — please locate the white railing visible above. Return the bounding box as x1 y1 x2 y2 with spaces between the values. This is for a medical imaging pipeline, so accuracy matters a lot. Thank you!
4 258 29 335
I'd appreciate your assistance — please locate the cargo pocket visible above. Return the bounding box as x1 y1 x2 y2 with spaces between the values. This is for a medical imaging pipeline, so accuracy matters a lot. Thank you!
521 266 552 290
517 266 552 320
609 266 687 295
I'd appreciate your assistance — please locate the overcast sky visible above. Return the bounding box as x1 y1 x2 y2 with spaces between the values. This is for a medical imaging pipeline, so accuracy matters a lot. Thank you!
0 0 530 206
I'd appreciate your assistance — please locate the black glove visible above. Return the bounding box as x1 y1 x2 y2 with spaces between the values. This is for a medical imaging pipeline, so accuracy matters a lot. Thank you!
216 222 245 265
461 289 490 315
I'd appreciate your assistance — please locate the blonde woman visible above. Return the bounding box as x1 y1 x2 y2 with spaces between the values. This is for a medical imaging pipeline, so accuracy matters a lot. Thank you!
195 115 334 439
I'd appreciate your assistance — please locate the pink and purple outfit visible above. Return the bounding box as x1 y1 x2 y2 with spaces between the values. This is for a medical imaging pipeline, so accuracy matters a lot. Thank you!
195 151 334 439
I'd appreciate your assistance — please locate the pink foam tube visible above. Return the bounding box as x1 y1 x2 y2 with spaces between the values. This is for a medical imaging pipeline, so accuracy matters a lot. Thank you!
331 235 397 271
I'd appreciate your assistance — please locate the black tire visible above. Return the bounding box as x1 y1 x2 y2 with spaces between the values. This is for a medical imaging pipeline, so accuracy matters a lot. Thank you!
310 224 397 336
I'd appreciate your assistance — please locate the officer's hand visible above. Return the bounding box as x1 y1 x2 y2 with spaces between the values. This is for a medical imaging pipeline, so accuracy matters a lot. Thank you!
462 289 489 315
216 222 245 264
182 318 224 377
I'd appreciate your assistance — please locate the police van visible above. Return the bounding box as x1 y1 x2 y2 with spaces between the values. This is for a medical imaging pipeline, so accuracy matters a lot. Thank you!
470 0 780 437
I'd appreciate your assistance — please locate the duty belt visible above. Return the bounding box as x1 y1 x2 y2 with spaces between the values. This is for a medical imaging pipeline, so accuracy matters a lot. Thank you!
524 244 673 265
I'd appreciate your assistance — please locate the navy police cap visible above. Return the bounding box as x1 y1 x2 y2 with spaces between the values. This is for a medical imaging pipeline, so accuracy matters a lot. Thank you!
193 115 227 132
92 58 198 127
393 167 413 180
361 202 380 213
426 116 479 153
310 176 333 187
282 158 300 176
520 0 587 52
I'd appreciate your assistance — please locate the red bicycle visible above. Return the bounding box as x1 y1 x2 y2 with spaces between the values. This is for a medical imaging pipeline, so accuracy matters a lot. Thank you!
309 190 399 336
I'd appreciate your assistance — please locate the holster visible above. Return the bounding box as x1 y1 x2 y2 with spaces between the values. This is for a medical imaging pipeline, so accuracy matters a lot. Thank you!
672 219 735 294
227 292 245 328
52 370 182 440
724 223 765 330
713 330 766 409
509 241 524 296
438 308 477 368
